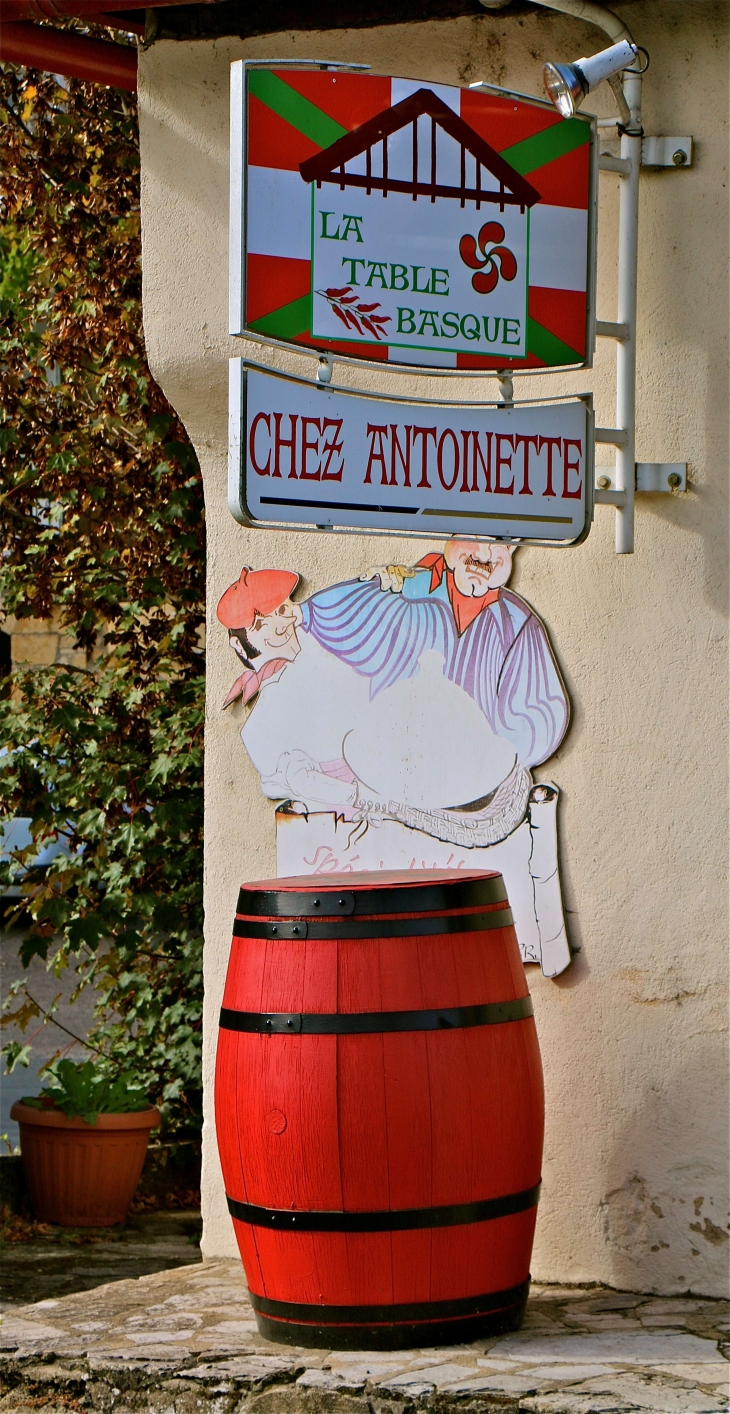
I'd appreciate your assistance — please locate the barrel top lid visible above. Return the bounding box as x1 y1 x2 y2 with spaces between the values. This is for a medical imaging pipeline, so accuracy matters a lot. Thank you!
242 869 501 892
236 870 508 920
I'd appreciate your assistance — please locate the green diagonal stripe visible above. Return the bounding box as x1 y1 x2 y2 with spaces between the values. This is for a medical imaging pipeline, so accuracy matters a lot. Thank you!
528 316 582 366
249 304 579 362
249 294 311 341
248 69 347 149
501 118 590 176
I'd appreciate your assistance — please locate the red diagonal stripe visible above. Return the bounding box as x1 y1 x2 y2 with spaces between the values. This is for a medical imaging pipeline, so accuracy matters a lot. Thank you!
462 89 560 152
457 351 545 370
274 70 392 133
527 143 590 208
246 254 310 324
529 287 586 356
248 94 321 171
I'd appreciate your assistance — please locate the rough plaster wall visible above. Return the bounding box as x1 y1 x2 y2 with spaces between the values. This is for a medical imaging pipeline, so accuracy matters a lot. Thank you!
137 1 729 1296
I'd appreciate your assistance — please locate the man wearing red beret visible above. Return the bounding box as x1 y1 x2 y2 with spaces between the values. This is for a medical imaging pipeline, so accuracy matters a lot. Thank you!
217 563 370 814
216 566 303 709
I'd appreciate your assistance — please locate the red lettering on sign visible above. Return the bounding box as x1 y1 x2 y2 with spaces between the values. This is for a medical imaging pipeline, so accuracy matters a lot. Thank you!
249 412 271 476
364 424 389 485
320 419 344 481
273 413 298 479
459 430 492 493
437 428 460 491
563 439 583 499
390 425 412 488
538 436 561 498
412 427 437 489
300 417 322 480
460 431 472 493
494 434 515 495
514 434 538 496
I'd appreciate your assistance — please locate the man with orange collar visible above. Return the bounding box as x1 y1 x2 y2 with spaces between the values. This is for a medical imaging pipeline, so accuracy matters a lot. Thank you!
300 539 568 773
373 539 513 633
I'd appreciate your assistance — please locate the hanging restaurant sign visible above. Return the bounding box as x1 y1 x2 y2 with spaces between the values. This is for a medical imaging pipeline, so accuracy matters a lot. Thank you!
230 63 597 374
228 360 594 545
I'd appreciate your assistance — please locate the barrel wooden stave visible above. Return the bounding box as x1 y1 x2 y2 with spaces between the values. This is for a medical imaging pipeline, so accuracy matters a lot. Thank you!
222 926 527 1015
229 1214 537 1309
219 1025 542 1214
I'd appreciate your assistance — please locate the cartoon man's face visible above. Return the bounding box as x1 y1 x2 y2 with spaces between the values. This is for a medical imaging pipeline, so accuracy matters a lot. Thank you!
444 540 514 598
231 599 303 668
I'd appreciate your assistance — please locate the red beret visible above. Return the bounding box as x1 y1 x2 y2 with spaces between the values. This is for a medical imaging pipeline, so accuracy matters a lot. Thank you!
216 567 299 630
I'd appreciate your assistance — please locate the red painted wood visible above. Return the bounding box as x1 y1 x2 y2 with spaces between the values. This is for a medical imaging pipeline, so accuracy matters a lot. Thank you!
215 869 543 1338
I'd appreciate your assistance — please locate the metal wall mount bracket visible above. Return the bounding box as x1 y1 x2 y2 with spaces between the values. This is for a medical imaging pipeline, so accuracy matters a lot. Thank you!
594 463 687 506
641 136 693 168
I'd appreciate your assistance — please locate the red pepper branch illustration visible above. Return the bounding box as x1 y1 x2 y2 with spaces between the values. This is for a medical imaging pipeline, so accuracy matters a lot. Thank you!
317 287 392 340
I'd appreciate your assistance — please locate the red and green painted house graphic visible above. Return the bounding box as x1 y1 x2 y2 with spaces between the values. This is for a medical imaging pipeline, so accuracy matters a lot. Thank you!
239 67 595 372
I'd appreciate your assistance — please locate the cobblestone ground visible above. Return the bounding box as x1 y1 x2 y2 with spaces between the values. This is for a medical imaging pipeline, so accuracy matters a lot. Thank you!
0 1260 727 1413
0 1211 203 1308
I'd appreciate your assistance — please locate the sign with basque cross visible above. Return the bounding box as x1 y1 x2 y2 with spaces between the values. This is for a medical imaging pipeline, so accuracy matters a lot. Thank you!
230 63 597 373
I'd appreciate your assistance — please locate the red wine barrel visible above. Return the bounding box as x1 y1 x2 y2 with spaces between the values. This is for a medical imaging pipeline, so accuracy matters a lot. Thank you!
215 869 543 1350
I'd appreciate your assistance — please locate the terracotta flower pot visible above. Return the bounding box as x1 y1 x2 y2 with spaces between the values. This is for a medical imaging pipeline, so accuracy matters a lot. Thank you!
10 1100 161 1227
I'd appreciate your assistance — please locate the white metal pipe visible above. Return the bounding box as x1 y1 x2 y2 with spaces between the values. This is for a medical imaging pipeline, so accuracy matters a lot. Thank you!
594 488 626 507
596 320 629 339
524 0 633 45
614 68 642 553
606 70 631 127
596 426 628 445
598 153 631 175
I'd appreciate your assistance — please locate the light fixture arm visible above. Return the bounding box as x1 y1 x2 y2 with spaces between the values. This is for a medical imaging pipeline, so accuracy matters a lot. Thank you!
523 0 633 46
530 1 636 125
607 71 631 127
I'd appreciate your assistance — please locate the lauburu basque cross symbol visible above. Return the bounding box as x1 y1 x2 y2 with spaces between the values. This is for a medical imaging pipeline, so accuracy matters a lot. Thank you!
459 221 518 294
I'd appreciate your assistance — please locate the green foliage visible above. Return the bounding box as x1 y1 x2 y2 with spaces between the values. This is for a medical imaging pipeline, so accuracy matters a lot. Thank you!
22 1058 149 1125
0 66 205 1142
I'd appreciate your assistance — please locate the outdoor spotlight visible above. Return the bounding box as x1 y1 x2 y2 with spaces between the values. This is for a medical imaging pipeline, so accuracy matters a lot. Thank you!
543 39 638 118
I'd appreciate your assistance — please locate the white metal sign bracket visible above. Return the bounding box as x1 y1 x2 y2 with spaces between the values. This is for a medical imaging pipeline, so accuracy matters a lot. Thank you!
592 99 693 550
520 0 693 553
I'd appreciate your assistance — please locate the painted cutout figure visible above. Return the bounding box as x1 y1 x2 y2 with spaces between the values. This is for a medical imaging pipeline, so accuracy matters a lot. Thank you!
218 545 572 975
217 568 302 706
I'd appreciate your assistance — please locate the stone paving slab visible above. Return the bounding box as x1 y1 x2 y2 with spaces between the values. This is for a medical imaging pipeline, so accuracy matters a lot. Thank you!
0 1210 203 1309
0 1258 726 1413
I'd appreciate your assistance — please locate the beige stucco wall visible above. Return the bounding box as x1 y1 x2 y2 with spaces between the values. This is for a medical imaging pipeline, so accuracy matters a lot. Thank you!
138 0 729 1296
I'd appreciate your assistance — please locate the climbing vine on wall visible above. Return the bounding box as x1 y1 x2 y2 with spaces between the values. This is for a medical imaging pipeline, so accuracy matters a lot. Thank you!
0 65 205 1141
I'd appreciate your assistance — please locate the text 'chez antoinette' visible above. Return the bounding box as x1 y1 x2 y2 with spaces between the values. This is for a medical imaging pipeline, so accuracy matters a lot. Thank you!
248 414 584 499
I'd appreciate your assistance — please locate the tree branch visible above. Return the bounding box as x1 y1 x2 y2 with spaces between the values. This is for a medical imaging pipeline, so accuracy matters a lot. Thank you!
19 989 103 1055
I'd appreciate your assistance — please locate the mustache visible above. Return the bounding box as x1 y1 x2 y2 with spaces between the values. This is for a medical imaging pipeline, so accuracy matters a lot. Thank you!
463 555 495 574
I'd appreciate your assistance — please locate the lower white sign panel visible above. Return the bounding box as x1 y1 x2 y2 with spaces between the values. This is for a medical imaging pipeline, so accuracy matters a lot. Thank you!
229 360 593 545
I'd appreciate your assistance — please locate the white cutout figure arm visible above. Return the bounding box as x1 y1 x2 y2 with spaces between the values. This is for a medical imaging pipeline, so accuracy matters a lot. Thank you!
261 750 358 810
359 565 419 593
528 784 571 977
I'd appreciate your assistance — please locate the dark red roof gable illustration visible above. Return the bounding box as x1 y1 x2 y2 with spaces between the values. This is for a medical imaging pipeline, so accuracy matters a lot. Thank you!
299 88 541 211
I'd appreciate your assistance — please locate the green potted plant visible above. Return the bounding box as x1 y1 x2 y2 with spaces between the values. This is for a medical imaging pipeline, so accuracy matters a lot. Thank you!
10 1059 161 1227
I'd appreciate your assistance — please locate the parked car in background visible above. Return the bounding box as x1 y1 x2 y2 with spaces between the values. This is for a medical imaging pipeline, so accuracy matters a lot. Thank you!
0 816 71 898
